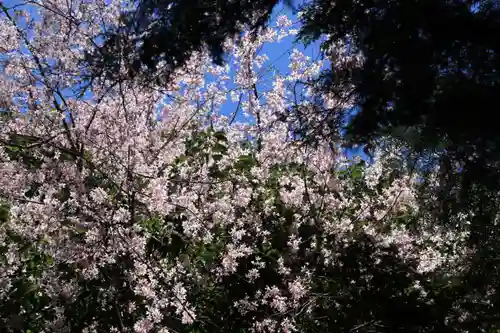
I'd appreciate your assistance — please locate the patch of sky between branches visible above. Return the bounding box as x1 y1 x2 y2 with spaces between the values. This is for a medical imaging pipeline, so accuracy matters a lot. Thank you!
204 2 329 124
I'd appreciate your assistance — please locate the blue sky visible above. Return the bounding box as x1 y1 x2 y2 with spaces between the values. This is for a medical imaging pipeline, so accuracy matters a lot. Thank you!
1 0 366 159
209 1 326 120
210 1 366 160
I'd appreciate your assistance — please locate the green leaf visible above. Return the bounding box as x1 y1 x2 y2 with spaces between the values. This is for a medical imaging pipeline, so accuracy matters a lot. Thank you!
0 202 9 224
139 215 164 234
213 130 227 142
351 167 363 180
212 142 227 154
234 154 257 171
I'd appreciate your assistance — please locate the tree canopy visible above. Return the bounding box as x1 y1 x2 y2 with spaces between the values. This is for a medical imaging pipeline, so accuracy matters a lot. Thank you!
2 0 500 332
88 0 500 298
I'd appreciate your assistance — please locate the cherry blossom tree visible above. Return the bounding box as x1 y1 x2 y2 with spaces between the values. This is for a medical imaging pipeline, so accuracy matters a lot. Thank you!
0 1 473 332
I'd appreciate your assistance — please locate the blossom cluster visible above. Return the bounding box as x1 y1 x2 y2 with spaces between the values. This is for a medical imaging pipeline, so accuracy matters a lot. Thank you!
0 1 470 332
